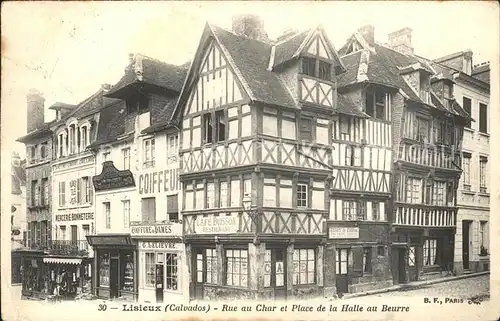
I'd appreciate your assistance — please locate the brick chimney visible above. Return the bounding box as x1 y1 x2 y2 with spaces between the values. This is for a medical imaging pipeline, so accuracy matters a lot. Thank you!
358 25 375 46
388 27 413 55
26 88 45 133
232 14 268 42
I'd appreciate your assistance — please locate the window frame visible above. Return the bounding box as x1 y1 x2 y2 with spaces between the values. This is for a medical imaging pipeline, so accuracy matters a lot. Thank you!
363 247 372 274
296 183 308 208
122 200 130 228
292 248 316 285
122 147 131 170
462 97 472 128
225 249 249 288
143 138 155 168
479 103 488 134
103 202 111 229
423 239 438 267
480 156 488 193
365 90 388 121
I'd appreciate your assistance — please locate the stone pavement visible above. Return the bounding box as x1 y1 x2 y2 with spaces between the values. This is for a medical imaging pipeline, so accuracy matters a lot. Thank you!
342 271 490 300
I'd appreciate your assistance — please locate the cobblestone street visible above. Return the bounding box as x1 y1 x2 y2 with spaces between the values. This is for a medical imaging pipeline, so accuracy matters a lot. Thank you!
366 275 490 299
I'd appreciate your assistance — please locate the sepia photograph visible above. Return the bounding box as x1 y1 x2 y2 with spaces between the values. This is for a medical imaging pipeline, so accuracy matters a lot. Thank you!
1 1 498 320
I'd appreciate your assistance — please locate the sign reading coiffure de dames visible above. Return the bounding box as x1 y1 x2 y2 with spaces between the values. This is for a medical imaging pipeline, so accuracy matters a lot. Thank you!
130 221 182 237
138 168 179 195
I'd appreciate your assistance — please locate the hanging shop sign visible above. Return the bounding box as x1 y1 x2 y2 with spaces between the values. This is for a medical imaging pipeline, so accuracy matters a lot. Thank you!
56 212 94 222
328 227 359 239
130 221 182 237
194 215 239 234
93 161 135 192
138 168 179 195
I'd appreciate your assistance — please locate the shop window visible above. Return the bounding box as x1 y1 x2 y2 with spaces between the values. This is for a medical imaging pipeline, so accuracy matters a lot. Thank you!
99 252 110 287
103 202 111 229
167 194 179 222
226 249 248 287
264 250 271 287
377 246 385 257
205 249 218 284
296 183 308 208
145 253 155 287
143 138 155 168
263 249 284 288
141 197 156 223
292 249 315 285
423 239 437 266
196 253 203 283
165 253 179 291
363 247 372 274
121 252 134 292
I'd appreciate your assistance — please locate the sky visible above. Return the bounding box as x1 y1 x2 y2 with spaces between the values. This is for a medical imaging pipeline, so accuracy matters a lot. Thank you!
2 1 499 159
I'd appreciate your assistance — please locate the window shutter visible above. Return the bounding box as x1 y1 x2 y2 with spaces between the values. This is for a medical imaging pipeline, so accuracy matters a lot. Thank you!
77 178 81 204
352 247 364 276
141 199 149 222
167 194 178 214
151 198 156 222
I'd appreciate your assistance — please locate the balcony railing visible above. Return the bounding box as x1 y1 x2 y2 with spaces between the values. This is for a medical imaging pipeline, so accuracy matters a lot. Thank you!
26 240 90 256
51 240 90 256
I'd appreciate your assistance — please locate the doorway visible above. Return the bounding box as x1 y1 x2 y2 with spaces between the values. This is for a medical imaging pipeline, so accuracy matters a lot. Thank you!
109 258 119 298
266 248 287 299
391 247 407 284
155 264 164 303
462 220 471 270
335 248 349 294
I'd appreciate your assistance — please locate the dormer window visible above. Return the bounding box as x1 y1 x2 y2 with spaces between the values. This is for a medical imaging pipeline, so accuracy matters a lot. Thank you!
301 57 332 82
419 73 431 103
126 94 149 115
365 89 389 121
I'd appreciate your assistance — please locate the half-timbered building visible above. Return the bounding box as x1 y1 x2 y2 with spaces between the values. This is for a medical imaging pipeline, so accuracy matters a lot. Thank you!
338 26 471 285
171 15 346 300
87 54 189 302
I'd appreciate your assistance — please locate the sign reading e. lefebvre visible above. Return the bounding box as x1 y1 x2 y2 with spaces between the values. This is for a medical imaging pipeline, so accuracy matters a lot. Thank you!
328 227 360 239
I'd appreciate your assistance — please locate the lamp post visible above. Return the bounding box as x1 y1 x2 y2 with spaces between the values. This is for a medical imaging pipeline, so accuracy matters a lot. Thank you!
242 193 259 242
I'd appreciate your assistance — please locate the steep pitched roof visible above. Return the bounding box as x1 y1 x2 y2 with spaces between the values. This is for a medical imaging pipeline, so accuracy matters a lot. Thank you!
271 30 310 68
211 24 297 109
90 101 129 147
142 98 179 134
337 94 369 118
16 120 56 143
106 54 189 97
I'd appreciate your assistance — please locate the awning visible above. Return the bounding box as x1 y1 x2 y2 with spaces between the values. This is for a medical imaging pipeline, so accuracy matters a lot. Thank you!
43 257 82 265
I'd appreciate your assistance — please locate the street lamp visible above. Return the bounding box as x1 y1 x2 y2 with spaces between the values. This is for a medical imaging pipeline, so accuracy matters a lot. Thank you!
242 193 258 224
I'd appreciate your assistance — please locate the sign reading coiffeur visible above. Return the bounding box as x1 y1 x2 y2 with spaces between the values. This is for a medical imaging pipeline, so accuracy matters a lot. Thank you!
138 168 179 195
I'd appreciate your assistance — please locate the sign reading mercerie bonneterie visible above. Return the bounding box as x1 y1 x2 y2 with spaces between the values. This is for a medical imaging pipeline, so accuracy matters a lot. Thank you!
56 213 94 222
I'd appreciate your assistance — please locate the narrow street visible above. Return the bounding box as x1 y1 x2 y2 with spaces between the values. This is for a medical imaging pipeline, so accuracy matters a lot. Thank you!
357 275 490 299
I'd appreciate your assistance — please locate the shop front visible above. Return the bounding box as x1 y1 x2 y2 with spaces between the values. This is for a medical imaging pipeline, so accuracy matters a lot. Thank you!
42 256 93 298
86 234 138 301
19 249 48 299
391 227 455 283
131 221 188 303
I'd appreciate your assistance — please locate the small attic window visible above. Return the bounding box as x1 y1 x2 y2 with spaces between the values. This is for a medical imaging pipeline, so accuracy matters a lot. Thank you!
126 94 149 115
301 57 332 82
